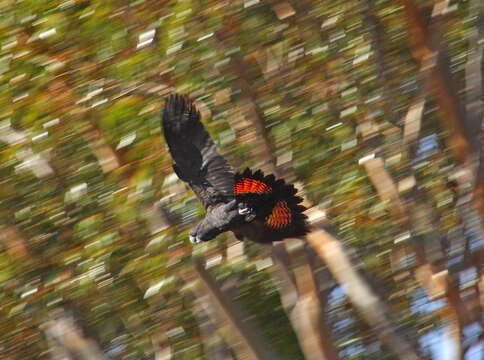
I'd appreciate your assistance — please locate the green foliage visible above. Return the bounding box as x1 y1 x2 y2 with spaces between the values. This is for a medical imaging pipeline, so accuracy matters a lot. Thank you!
0 0 480 359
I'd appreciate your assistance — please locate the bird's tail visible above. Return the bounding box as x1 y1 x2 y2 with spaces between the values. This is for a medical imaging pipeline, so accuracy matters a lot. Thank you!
234 168 308 240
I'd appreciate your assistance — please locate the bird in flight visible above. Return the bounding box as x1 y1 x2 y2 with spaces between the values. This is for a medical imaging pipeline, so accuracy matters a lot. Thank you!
162 94 308 244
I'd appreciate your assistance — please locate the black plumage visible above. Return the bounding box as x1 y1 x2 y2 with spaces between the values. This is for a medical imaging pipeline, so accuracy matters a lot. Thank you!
162 94 308 244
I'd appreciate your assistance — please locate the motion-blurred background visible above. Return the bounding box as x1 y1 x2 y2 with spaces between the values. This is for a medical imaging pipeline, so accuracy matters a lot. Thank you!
0 0 482 359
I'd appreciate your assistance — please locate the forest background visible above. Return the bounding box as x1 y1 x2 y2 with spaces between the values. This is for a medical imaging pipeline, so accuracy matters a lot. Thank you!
0 0 482 359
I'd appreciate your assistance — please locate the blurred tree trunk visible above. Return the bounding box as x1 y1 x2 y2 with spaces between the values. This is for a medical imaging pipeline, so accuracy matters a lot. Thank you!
306 227 420 360
210 15 421 359
152 205 275 360
391 1 483 357
43 308 109 360
399 0 483 215
193 295 236 360
462 0 483 337
271 242 339 360
0 127 54 178
150 329 173 360
361 0 401 128
1 223 111 360
190 259 279 360
45 331 75 360
362 157 468 360
209 16 339 360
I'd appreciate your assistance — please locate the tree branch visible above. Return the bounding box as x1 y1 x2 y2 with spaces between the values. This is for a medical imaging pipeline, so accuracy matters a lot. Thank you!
399 0 483 213
190 259 279 360
306 226 420 360
42 308 109 360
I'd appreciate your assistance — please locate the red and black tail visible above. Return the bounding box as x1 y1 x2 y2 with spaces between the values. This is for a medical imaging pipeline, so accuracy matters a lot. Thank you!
234 168 308 242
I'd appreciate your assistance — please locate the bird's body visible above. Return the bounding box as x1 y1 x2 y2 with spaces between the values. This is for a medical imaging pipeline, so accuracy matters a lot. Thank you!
162 94 308 244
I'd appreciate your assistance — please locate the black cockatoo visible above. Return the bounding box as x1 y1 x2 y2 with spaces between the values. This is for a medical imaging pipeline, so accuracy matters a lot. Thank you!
162 94 308 244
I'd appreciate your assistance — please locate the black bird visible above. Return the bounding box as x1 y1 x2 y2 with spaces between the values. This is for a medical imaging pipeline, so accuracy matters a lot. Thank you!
162 94 308 244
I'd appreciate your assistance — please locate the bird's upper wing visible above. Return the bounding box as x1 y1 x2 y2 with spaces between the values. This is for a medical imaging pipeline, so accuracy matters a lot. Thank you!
162 94 234 208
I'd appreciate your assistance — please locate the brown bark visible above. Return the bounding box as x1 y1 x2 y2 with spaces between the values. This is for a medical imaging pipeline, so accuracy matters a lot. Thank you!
1 225 30 259
306 227 420 360
403 90 426 144
400 0 483 213
0 127 54 178
213 26 278 175
194 295 236 360
365 3 481 355
154 203 272 360
190 260 278 360
464 0 482 149
208 16 339 360
83 119 121 173
361 2 401 128
363 158 411 224
150 329 174 360
362 156 473 359
42 308 109 360
212 16 423 358
464 0 484 214
1 196 112 360
271 242 339 360
221 63 420 360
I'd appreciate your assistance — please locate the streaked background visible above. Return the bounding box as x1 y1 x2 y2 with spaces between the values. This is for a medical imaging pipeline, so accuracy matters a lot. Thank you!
0 0 482 359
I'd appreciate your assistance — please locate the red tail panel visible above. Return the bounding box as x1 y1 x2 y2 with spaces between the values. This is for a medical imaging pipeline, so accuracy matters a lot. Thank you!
266 200 292 229
234 168 308 241
234 178 272 195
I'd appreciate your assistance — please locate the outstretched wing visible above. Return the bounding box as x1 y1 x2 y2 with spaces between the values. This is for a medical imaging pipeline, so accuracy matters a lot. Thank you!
233 168 308 243
162 94 234 208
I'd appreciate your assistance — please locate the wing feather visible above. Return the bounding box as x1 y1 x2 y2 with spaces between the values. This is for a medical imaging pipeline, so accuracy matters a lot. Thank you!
162 94 234 207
